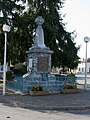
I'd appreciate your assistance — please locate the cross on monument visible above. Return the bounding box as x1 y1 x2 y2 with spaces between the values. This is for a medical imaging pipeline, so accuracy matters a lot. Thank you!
34 16 46 48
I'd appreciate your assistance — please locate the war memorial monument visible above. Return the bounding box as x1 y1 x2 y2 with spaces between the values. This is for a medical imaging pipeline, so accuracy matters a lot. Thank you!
21 16 62 94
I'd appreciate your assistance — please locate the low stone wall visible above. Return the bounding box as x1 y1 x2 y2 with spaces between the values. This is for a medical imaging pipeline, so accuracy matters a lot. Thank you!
6 75 76 95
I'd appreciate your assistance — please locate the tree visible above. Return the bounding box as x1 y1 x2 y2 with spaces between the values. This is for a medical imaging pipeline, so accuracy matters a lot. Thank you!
0 0 80 70
0 0 26 64
0 0 26 25
10 0 80 69
8 14 34 64
60 32 80 70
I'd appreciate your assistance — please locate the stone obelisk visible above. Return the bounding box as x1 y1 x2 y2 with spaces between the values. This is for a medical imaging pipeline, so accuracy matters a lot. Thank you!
26 16 53 75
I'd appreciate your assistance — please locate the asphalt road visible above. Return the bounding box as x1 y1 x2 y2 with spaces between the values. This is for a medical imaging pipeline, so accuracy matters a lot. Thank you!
0 103 90 120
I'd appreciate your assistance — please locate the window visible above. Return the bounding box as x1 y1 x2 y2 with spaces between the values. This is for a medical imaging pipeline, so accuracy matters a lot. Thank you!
79 68 81 71
82 68 84 72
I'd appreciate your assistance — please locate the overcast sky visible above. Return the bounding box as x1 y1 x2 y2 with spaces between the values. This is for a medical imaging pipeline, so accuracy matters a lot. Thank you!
61 0 90 59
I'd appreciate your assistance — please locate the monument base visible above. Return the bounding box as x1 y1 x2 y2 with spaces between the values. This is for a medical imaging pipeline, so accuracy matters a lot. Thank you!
22 72 62 94
21 16 62 95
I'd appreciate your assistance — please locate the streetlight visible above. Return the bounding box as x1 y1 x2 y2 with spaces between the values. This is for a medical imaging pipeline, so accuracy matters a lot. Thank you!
2 24 10 95
84 36 90 91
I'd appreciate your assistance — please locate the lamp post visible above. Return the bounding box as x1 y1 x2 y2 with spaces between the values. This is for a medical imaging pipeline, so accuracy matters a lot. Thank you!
2 24 10 95
84 36 90 91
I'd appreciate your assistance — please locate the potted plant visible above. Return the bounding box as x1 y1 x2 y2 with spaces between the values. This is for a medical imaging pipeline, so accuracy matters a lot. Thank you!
30 84 49 96
60 84 79 94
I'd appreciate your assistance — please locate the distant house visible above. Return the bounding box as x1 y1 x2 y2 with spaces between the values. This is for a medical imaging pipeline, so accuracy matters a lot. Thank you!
76 58 90 74
0 63 10 78
0 64 10 72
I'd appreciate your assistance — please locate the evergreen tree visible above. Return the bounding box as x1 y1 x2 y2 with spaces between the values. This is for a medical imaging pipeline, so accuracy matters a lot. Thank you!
0 0 26 64
0 0 26 25
0 0 80 70
27 0 80 69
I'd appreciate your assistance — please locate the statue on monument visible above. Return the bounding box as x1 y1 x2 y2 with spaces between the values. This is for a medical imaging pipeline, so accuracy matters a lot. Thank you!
33 16 46 48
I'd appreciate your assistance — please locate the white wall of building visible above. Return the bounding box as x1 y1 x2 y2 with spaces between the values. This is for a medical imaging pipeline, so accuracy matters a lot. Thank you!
76 62 90 74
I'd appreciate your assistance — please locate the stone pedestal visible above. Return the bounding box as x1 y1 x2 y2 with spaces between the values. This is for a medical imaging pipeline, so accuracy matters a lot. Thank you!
26 47 53 74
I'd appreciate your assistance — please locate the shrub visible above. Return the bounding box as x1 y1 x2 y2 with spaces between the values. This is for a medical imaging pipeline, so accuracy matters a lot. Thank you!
6 71 13 82
14 66 27 75
63 84 76 89
67 73 75 76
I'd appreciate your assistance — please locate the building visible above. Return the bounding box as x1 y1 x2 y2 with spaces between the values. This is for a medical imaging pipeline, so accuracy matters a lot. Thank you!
76 58 90 74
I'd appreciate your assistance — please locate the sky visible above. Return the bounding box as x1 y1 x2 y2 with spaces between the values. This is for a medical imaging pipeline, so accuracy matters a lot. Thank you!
61 0 90 59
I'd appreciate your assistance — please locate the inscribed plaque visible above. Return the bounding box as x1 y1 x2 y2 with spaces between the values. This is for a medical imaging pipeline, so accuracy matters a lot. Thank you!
37 56 48 72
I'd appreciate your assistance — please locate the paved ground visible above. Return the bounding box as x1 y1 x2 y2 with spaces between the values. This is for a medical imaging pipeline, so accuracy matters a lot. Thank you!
0 85 90 111
1 79 90 119
1 103 90 120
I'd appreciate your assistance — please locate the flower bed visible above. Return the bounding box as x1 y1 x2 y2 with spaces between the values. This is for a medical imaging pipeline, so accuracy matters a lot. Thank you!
60 89 80 94
60 84 80 94
30 84 49 96
30 91 49 96
31 84 43 91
